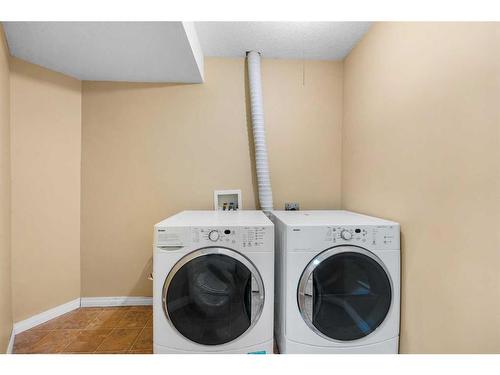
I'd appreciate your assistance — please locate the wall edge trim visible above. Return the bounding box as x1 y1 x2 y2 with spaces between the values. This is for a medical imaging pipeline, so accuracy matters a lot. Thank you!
80 296 153 307
9 296 152 348
13 298 81 335
6 328 15 354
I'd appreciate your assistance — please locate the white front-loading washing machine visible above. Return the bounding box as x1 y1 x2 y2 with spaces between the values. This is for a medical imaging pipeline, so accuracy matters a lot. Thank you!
153 210 274 353
271 210 400 354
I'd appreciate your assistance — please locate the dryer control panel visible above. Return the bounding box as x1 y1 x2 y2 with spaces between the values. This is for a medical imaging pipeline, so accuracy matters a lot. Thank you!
288 225 400 252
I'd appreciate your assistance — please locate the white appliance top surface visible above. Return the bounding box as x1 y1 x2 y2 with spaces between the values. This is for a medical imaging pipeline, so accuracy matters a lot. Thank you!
155 210 273 227
271 210 399 227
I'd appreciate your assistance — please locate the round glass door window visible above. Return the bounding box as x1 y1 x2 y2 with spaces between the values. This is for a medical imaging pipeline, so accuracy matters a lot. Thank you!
163 248 264 346
298 247 392 341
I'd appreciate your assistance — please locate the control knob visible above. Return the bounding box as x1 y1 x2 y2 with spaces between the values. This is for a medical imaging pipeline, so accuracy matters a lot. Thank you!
208 230 220 242
341 230 352 240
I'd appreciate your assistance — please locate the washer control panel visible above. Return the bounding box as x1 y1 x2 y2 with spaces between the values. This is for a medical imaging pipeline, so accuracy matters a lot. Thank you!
340 230 352 240
192 226 270 250
208 230 220 242
241 226 266 249
155 225 272 251
289 225 399 251
193 227 237 245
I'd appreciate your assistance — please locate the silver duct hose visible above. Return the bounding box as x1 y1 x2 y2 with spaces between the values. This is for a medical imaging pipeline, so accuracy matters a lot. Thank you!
247 51 274 212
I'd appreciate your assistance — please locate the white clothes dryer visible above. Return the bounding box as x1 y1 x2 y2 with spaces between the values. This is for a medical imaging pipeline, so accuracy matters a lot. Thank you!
271 210 400 354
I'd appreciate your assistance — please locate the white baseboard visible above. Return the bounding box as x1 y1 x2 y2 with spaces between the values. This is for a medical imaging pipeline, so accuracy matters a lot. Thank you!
13 298 81 335
9 296 152 341
80 296 152 307
6 328 15 354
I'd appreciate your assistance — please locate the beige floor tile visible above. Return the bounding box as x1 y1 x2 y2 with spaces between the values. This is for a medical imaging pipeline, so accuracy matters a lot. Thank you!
63 329 112 353
59 309 101 329
96 328 142 351
87 308 129 329
131 327 152 350
13 307 154 354
13 330 51 353
116 310 150 328
28 330 81 353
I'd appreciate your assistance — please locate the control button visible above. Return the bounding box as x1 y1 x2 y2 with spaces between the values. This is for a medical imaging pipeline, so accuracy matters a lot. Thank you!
208 230 220 241
355 228 361 233
224 229 231 235
341 230 352 240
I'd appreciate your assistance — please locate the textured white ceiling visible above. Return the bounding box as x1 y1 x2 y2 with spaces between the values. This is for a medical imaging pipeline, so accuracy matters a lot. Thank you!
3 22 204 83
195 22 372 60
2 22 372 83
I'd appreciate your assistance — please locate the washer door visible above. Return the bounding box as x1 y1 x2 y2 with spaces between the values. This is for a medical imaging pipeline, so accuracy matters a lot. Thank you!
163 247 265 346
297 246 392 342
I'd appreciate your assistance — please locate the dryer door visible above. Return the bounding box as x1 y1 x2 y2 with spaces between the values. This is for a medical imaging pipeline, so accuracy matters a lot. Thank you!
297 246 392 342
162 247 265 346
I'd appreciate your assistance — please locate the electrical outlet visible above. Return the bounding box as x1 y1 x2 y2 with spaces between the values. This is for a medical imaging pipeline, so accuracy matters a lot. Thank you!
285 202 300 211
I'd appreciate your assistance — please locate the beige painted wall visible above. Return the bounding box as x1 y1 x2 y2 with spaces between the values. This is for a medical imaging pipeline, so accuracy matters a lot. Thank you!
81 57 343 297
0 25 12 352
342 23 500 353
10 58 82 322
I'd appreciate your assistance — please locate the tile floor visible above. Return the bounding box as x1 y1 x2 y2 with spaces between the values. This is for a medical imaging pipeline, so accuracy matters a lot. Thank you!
13 306 153 354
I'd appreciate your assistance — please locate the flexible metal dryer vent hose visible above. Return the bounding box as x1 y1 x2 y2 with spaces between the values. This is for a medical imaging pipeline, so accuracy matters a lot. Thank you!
247 51 274 212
